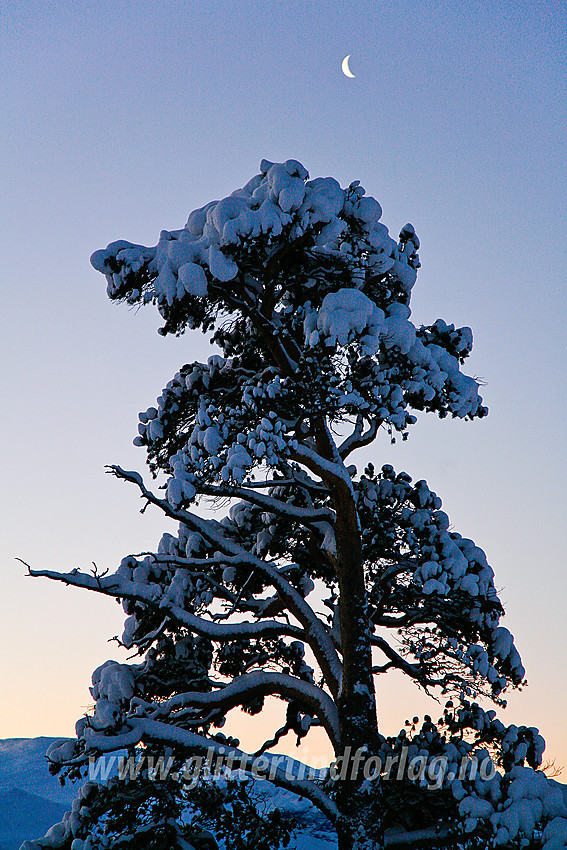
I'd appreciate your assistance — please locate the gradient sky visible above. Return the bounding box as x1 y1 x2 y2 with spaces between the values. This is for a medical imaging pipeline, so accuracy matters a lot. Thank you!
1 0 566 776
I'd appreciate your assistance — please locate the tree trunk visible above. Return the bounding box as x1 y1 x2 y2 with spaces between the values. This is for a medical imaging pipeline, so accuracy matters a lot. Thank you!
311 416 384 848
334 592 384 850
335 787 385 850
334 485 384 849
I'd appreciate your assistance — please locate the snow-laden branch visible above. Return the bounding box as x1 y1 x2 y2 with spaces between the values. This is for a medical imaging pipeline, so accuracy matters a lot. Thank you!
130 551 252 605
197 482 335 526
289 443 352 490
81 719 340 824
338 415 381 459
106 466 244 558
27 566 304 642
301 415 361 544
150 671 340 745
107 465 343 695
228 477 327 492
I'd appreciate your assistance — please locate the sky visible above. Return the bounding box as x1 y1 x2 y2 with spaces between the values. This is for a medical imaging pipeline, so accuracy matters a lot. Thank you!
1 0 566 776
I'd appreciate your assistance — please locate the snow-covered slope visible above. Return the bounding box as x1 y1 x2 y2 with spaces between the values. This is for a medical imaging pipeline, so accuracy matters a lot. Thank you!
0 739 74 806
0 738 336 850
0 739 74 850
247 777 337 849
0 790 68 850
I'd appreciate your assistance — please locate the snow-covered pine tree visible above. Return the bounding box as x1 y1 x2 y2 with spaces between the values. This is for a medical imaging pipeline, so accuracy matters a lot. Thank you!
24 160 567 850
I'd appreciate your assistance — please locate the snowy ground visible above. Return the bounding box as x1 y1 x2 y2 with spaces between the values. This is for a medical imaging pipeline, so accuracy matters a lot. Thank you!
0 738 336 850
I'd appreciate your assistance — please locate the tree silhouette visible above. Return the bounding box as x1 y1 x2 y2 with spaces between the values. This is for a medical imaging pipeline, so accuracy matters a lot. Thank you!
23 160 566 850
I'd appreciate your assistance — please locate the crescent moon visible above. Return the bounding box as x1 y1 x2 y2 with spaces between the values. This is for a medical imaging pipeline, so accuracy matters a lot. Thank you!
341 54 355 79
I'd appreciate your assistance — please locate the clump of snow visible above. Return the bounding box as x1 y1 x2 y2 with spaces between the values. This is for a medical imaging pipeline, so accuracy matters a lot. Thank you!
382 302 416 355
46 740 76 765
178 261 208 296
90 158 420 318
489 767 567 847
313 289 386 355
87 661 136 730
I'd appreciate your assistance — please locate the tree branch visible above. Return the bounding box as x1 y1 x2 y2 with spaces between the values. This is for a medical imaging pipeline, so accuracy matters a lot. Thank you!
371 634 427 684
151 671 340 747
27 566 304 642
338 415 382 459
197 482 334 525
81 720 340 825
106 465 343 697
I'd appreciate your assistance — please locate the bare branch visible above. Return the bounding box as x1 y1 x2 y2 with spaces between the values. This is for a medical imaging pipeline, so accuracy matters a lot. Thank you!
371 634 430 685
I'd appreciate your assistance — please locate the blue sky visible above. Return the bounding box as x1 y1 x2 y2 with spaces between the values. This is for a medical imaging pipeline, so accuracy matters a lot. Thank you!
1 0 566 774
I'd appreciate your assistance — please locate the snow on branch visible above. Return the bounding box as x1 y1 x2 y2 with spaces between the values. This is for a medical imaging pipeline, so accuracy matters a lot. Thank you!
150 670 340 745
81 719 340 824
338 415 382 459
26 565 304 642
197 481 335 525
109 466 343 690
289 443 352 490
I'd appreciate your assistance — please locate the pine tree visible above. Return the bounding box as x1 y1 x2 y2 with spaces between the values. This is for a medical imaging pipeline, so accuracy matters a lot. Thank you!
23 160 566 850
